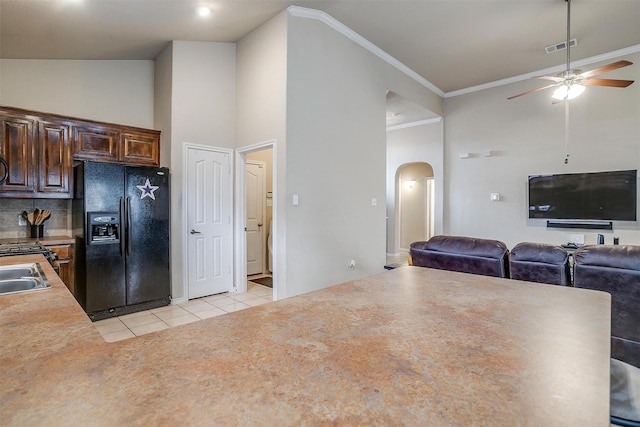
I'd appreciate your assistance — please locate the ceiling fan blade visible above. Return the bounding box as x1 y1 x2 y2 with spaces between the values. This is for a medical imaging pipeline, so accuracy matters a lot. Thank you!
580 60 633 79
582 78 634 88
507 83 560 100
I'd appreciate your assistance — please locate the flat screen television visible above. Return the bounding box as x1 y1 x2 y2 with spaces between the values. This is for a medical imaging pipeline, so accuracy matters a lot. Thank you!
528 169 637 221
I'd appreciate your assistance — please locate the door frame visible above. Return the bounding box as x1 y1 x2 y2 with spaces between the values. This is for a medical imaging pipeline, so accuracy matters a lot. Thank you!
245 160 267 275
395 162 435 252
235 140 277 299
182 143 234 301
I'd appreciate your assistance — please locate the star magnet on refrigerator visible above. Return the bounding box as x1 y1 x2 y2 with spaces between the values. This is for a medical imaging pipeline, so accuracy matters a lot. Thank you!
137 178 160 200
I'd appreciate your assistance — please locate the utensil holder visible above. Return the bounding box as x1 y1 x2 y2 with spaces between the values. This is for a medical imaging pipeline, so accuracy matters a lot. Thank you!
30 224 44 239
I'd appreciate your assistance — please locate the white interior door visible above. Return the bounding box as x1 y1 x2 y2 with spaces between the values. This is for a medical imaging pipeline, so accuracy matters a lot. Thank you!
246 161 264 275
186 147 233 299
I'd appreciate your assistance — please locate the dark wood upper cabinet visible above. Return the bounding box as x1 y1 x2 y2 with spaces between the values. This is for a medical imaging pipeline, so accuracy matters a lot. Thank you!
38 120 72 195
73 125 160 166
73 124 120 162
120 131 159 166
0 106 161 199
0 114 37 195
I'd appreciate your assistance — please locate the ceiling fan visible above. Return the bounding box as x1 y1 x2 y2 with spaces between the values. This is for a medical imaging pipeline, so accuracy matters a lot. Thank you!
508 0 634 102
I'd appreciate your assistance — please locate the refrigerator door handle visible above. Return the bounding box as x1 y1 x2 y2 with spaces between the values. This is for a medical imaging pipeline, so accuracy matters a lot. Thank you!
120 197 125 257
127 197 132 256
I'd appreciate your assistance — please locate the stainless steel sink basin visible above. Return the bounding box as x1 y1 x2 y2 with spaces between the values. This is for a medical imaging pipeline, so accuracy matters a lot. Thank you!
0 266 38 280
0 263 50 295
0 278 39 293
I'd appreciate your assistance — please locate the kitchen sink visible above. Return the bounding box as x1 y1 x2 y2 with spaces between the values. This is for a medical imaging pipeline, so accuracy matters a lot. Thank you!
0 263 50 295
0 265 39 280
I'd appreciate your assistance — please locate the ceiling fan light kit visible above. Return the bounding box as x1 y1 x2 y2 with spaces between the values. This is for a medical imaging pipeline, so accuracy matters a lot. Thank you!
508 0 634 102
552 83 585 100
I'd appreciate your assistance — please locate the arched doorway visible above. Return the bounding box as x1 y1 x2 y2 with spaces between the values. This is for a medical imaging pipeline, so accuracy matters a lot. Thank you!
397 162 434 251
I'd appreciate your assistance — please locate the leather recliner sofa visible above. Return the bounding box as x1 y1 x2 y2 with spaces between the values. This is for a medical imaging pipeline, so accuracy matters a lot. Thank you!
509 242 571 286
573 245 640 368
409 235 509 278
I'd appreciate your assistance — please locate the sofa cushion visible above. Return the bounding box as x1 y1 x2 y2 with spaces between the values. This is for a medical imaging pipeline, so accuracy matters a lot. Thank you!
410 235 509 278
509 242 571 286
574 245 640 271
423 235 508 258
510 242 568 264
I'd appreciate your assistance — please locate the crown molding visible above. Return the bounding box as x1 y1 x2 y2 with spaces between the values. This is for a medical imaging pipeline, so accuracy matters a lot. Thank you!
287 6 638 101
287 6 445 98
445 44 640 98
386 117 442 132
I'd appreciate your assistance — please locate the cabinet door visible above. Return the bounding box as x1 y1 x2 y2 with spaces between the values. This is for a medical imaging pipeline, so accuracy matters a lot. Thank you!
38 120 72 196
46 244 75 296
0 115 36 194
72 124 119 162
120 131 160 166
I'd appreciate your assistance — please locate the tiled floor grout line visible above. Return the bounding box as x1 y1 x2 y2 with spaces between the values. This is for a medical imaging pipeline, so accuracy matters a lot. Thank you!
96 261 400 342
95 281 273 342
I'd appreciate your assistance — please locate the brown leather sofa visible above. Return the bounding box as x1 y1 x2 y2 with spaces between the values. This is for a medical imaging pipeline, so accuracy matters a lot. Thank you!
409 235 509 278
509 242 571 286
573 245 640 368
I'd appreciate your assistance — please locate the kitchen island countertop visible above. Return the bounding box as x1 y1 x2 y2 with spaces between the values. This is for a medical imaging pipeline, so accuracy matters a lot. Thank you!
1 255 611 426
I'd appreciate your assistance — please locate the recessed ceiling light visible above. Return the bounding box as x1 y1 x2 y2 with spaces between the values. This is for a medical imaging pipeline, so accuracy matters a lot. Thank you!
196 6 212 17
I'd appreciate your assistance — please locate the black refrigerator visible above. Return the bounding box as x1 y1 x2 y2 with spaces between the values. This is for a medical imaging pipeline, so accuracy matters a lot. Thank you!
73 161 171 321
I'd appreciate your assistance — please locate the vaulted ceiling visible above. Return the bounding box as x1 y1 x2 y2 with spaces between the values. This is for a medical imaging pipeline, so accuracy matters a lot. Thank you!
2 0 639 96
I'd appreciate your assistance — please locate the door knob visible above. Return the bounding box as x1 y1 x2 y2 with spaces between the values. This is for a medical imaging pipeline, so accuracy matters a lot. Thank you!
190 229 201 234
258 223 263 227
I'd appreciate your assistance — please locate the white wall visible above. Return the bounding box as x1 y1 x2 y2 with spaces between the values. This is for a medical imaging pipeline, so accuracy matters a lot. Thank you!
171 41 236 149
236 13 288 149
443 51 640 248
236 12 288 296
386 121 444 254
0 59 154 128
284 13 442 297
158 41 236 301
154 45 173 169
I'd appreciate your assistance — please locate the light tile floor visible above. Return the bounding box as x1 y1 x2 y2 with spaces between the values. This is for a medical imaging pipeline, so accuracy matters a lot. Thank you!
95 255 405 343
94 278 273 343
386 251 410 267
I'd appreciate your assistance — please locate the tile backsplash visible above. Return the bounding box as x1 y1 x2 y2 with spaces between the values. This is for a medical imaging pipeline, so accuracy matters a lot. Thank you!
0 199 72 239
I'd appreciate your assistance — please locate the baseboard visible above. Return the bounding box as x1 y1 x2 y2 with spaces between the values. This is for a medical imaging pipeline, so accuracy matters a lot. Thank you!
171 296 187 305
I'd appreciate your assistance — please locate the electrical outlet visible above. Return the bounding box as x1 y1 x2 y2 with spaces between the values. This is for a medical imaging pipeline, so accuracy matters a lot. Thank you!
18 214 27 226
569 234 584 245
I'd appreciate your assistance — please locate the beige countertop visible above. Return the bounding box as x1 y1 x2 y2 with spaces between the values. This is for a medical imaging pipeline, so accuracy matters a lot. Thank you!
0 235 75 246
1 256 611 426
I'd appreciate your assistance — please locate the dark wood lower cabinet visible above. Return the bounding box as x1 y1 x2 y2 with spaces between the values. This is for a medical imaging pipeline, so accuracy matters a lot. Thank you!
44 242 75 296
